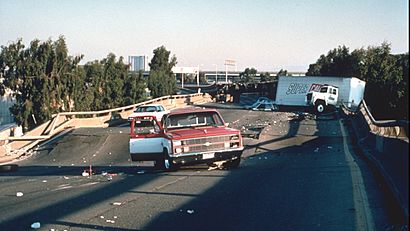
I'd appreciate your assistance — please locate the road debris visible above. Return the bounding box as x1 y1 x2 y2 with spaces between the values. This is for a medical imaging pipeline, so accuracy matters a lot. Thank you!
187 209 195 214
30 222 41 229
207 161 226 170
82 171 90 177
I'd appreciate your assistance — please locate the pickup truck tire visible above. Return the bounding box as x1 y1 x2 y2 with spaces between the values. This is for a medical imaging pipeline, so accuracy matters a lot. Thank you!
223 157 241 169
315 101 326 114
155 150 179 171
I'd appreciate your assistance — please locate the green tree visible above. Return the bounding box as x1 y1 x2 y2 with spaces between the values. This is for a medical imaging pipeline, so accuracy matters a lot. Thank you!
361 43 408 119
260 72 274 82
277 69 289 77
307 45 363 77
0 37 82 129
148 46 177 98
123 70 146 105
239 68 257 84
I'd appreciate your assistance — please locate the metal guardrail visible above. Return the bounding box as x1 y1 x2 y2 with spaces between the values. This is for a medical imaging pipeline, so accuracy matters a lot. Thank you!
341 100 409 140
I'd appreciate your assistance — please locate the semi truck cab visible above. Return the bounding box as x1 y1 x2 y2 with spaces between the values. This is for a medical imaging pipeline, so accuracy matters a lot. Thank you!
306 85 339 113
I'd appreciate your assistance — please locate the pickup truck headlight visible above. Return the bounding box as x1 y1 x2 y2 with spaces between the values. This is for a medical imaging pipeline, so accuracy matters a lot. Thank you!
174 140 188 154
230 135 240 148
173 141 182 146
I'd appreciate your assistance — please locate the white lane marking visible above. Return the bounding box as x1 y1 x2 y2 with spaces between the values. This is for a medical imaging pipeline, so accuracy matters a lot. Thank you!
339 120 375 231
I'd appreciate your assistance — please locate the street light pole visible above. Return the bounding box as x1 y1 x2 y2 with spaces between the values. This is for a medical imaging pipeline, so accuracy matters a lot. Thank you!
197 65 199 86
213 64 218 84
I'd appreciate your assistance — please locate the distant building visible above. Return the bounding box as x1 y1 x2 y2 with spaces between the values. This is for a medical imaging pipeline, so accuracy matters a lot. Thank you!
128 55 149 72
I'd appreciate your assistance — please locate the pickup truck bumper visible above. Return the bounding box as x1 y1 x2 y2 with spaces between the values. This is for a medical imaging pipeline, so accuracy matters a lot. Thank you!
130 150 243 165
171 150 243 165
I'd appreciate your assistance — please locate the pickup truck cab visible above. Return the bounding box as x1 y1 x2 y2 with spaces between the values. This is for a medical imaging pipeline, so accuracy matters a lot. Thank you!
127 104 169 122
129 107 244 170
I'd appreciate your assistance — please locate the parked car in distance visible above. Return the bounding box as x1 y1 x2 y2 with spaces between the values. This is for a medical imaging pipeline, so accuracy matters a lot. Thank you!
127 104 169 122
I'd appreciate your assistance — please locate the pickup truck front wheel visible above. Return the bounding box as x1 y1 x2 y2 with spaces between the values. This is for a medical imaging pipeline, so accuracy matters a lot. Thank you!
223 156 241 169
155 150 179 171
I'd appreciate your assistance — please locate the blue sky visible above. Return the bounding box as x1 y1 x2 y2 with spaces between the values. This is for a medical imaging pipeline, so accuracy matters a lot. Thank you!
0 0 408 72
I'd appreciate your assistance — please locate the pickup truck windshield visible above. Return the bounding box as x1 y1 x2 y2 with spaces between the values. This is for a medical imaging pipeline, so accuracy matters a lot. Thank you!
133 117 160 134
164 111 224 129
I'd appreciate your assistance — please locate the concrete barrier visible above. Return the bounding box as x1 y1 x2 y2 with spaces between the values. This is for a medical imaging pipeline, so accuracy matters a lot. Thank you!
341 101 409 222
0 93 212 162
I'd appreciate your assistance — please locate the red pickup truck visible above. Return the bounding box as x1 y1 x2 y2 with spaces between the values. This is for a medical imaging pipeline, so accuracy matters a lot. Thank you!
129 107 244 170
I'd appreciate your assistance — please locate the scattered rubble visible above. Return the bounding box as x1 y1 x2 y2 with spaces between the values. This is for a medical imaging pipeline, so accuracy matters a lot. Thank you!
82 171 90 177
30 222 41 229
187 209 195 214
207 160 227 170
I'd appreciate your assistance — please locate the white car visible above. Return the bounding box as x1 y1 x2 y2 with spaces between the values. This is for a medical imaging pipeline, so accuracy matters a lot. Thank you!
128 104 169 122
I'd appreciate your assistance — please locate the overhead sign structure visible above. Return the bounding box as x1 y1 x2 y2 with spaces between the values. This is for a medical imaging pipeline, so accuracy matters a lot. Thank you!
224 59 236 83
171 66 199 88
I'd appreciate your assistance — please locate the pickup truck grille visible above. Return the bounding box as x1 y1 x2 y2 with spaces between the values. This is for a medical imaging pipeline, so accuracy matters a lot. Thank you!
185 136 230 145
174 135 240 155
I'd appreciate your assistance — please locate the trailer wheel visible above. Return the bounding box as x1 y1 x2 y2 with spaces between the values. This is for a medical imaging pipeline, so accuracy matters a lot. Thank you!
315 101 325 113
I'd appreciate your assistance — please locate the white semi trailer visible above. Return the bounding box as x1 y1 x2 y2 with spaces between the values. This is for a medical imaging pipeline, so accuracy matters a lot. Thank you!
275 76 366 109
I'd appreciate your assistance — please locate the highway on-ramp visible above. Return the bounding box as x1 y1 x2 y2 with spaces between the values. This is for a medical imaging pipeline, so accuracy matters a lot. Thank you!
0 105 395 230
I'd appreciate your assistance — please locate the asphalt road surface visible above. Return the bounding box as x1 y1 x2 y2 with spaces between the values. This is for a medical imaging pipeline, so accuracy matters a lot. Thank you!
0 106 397 231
